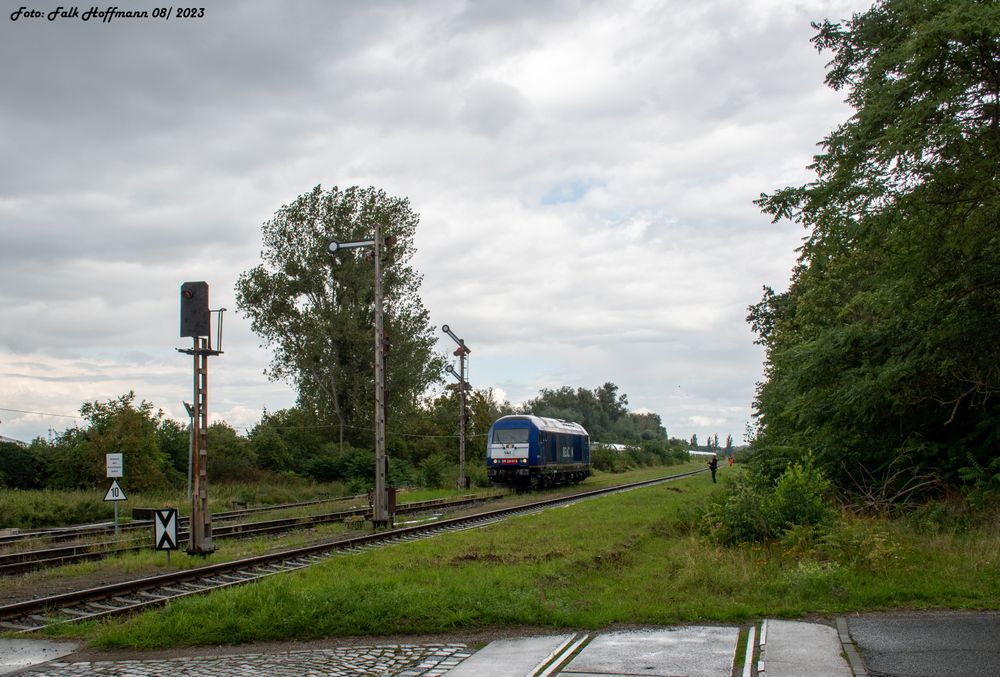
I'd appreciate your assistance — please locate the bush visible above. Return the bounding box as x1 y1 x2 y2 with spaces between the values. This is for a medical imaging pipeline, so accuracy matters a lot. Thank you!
465 464 490 488
701 454 834 545
303 446 374 485
701 474 774 544
768 458 832 530
419 453 454 489
591 444 632 473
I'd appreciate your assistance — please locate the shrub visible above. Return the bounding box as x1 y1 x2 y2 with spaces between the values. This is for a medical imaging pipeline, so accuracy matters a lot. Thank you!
701 454 834 545
768 457 832 530
303 446 374 485
419 453 454 489
464 464 490 488
701 475 774 544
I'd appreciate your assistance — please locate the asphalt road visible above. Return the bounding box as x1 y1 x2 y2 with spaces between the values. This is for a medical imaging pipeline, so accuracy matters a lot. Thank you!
847 611 1000 677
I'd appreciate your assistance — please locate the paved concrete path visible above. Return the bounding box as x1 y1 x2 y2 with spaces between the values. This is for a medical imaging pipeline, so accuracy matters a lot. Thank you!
558 626 739 677
760 619 853 677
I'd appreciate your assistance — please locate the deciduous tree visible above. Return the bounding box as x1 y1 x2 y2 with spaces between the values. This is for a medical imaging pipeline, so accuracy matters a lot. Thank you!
750 0 1000 487
236 185 444 450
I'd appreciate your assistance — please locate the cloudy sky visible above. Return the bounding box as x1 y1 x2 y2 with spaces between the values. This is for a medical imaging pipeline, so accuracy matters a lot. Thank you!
1 0 872 446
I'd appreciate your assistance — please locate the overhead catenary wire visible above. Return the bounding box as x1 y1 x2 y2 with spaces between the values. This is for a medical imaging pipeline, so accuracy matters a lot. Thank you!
1 409 489 439
0 407 80 419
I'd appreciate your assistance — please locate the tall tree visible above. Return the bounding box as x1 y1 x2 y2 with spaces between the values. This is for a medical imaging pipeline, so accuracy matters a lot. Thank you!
236 186 444 449
750 0 1000 485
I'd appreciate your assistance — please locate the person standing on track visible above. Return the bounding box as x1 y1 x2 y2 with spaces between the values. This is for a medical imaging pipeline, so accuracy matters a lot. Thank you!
708 455 718 483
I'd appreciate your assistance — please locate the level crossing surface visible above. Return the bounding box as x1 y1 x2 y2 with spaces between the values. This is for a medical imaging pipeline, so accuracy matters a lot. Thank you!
0 619 823 676
4 611 998 676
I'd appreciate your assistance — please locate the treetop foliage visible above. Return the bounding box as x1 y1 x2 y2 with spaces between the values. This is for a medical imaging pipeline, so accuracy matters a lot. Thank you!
520 382 670 443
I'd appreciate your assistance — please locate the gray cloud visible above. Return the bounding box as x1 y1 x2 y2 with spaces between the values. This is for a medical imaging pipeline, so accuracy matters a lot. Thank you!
0 0 871 444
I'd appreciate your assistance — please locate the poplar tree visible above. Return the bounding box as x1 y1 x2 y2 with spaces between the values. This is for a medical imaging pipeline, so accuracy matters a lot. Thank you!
236 185 443 449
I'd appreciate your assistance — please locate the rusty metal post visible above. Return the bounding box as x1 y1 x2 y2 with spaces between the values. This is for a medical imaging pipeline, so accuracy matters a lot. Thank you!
188 336 215 554
442 325 471 490
372 219 389 527
458 348 467 489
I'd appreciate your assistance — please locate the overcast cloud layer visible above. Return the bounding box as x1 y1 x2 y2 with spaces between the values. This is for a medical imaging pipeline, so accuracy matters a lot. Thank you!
1 0 872 445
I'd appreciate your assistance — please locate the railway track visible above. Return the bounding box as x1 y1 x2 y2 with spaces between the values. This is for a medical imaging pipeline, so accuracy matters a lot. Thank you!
0 494 492 576
0 469 704 633
0 493 375 547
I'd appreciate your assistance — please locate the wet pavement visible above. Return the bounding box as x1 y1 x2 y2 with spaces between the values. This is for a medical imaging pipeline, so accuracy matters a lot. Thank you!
846 611 1000 677
4 611 996 676
0 640 78 676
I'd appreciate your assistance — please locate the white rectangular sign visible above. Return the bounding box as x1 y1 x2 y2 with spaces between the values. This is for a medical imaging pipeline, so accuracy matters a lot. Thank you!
106 453 123 478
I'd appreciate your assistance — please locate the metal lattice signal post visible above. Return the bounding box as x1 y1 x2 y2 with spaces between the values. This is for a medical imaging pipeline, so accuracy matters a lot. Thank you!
329 225 392 527
177 282 224 555
442 325 471 489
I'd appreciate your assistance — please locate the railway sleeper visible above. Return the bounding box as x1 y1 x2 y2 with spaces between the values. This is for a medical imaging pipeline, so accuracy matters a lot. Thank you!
219 573 252 583
60 607 94 617
1 620 39 631
136 590 170 600
253 564 288 574
199 576 229 586
158 585 196 595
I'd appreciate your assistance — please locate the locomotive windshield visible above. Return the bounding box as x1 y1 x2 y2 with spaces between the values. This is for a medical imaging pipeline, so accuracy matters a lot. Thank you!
492 427 529 444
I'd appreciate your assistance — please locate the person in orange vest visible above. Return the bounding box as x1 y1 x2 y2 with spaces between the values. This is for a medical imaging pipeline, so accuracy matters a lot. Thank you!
728 454 734 467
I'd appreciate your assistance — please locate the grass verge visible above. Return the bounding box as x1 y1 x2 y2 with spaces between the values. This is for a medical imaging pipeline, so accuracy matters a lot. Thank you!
42 469 1000 649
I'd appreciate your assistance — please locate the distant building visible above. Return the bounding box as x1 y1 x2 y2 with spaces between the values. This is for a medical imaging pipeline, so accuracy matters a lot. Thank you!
0 435 28 448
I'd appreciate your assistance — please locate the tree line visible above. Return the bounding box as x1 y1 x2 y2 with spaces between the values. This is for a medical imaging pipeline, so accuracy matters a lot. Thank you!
0 382 688 494
747 0 999 505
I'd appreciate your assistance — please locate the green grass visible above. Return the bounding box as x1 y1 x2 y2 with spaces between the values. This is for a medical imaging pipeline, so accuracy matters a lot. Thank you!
42 469 1000 649
0 480 355 530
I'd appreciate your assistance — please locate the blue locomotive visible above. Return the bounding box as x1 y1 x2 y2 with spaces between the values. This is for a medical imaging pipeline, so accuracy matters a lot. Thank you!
486 415 591 487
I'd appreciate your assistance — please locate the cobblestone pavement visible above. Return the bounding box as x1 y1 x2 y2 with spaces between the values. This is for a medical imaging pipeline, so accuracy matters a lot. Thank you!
15 643 474 676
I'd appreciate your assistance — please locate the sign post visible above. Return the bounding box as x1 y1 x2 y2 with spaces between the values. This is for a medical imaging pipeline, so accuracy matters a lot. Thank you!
153 508 179 564
103 478 127 535
105 454 125 535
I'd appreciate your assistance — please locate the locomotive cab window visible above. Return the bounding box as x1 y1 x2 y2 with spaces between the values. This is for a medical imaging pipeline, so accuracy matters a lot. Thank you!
492 428 529 444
